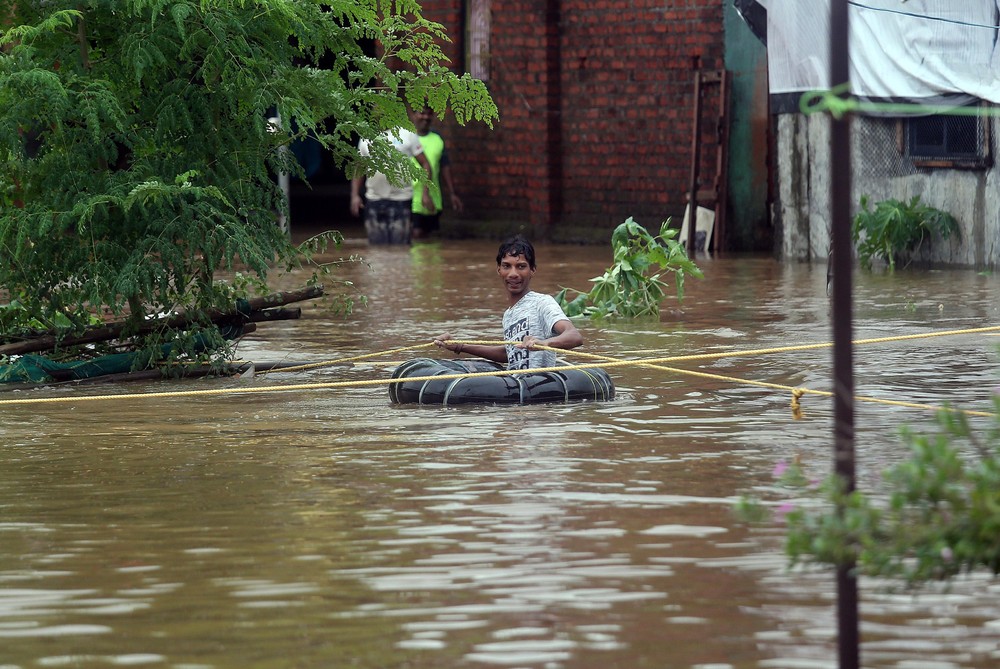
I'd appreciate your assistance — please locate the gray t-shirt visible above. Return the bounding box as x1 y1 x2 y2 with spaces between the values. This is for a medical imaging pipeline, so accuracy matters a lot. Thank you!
502 291 570 369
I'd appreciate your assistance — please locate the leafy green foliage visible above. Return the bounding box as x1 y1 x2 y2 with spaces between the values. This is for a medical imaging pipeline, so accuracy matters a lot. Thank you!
0 1 497 362
0 298 84 336
745 396 1000 586
852 195 960 271
555 217 703 319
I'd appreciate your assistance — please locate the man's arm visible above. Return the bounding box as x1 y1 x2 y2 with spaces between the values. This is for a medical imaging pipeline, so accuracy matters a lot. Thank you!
434 332 508 363
520 319 583 351
414 152 436 213
349 176 365 217
441 163 463 212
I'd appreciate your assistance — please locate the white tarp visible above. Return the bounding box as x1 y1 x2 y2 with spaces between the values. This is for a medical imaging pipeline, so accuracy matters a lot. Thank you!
757 0 1000 103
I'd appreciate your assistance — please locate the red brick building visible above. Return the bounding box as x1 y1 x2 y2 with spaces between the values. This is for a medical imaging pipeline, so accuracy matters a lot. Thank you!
416 0 728 242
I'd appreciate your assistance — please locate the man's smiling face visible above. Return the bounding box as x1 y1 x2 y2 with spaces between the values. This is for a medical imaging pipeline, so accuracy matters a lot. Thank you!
497 252 535 301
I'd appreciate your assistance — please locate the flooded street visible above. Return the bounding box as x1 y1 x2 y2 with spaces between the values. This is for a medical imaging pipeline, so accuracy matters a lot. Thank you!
2 236 999 668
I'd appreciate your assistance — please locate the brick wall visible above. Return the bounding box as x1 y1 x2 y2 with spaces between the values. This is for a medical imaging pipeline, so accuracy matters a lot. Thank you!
419 0 725 240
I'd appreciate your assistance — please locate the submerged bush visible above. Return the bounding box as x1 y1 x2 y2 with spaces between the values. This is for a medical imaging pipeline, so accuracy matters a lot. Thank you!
555 217 702 319
852 195 960 271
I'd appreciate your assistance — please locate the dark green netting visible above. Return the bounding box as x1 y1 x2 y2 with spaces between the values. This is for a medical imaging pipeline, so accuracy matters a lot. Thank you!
0 351 147 384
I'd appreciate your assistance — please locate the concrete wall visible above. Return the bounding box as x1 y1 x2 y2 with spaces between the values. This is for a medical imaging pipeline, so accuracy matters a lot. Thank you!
775 112 1000 269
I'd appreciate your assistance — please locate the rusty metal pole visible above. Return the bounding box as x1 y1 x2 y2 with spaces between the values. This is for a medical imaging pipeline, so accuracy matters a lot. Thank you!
829 1 859 668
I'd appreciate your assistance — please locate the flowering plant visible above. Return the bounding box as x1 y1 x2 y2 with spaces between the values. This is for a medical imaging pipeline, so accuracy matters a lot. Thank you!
741 392 1000 585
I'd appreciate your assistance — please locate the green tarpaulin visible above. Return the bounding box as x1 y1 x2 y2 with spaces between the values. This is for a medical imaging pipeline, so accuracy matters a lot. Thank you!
0 351 145 384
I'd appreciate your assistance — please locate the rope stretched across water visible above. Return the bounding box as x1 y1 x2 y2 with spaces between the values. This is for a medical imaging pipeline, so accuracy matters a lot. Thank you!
261 325 1000 419
551 344 997 420
256 325 1000 375
0 325 997 418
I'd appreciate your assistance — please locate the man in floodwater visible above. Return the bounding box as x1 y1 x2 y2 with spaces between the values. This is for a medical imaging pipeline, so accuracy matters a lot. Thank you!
434 235 583 369
350 125 434 244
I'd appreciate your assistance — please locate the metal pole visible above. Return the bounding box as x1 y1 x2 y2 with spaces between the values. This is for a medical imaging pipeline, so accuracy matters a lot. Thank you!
829 1 859 668
277 160 290 237
269 114 291 237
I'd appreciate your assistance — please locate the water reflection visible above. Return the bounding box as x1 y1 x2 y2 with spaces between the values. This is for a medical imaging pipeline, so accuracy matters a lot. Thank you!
1 239 999 667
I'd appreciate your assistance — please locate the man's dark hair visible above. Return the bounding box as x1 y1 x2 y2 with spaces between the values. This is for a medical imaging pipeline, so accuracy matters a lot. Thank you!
496 235 536 269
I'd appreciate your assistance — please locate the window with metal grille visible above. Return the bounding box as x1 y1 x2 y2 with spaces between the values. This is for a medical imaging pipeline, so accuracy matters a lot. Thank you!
902 104 992 169
466 0 490 81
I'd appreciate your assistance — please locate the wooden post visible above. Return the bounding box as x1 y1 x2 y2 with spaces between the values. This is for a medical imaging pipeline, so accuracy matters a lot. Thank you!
686 56 703 253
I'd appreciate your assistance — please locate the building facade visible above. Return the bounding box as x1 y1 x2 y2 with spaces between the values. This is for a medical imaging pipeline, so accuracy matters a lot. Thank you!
752 0 1000 268
417 0 770 247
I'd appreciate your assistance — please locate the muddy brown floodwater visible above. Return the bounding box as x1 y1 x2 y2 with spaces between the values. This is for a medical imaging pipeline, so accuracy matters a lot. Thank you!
2 237 999 668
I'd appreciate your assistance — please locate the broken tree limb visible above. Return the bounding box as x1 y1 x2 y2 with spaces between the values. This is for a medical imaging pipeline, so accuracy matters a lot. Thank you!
0 285 322 357
246 307 302 323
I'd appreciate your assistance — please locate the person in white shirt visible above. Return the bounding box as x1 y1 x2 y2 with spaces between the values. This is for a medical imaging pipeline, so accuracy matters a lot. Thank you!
434 235 583 369
350 127 434 244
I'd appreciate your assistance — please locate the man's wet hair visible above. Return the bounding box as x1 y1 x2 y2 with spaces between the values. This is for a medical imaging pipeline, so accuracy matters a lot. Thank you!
496 235 536 269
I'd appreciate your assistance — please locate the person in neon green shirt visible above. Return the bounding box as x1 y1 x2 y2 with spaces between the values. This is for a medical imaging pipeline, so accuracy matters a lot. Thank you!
410 106 463 240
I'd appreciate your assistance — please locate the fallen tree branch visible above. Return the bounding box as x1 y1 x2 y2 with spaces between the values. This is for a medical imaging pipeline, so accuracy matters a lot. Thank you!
0 286 322 357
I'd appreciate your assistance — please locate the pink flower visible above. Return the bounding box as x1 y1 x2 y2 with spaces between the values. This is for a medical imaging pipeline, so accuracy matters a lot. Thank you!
775 502 796 520
773 461 788 478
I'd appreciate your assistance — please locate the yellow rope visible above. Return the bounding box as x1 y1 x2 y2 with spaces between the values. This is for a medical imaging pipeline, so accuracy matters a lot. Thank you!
546 343 997 420
252 342 437 375
0 327 996 417
791 388 805 420
260 325 1000 373
592 325 1000 365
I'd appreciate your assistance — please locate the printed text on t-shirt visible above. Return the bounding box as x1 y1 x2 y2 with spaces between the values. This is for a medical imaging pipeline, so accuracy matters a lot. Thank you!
505 317 529 369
